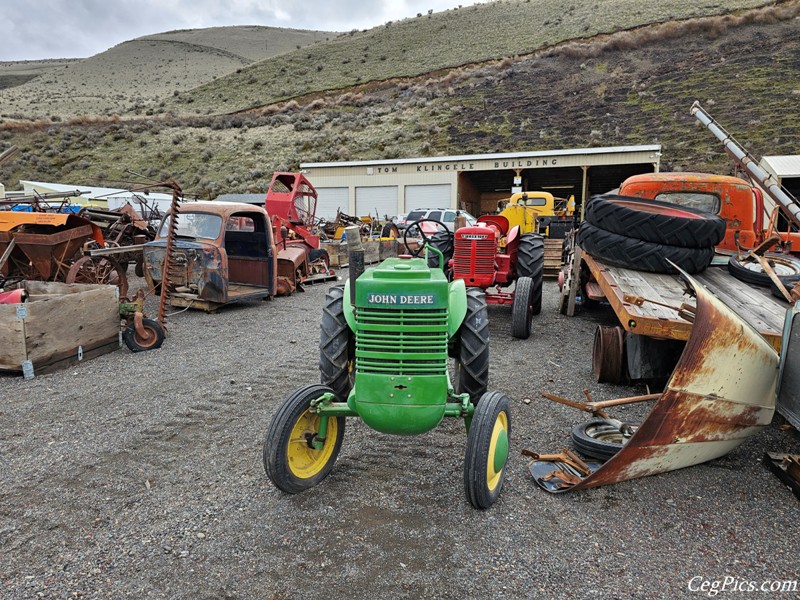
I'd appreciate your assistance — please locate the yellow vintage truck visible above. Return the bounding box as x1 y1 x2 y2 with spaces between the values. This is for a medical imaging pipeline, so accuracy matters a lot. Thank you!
496 191 575 238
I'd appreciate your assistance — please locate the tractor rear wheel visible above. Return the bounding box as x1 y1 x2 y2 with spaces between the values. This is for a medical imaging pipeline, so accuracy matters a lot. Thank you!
516 234 544 315
510 276 534 339
464 391 511 509
427 230 454 271
320 285 354 401
263 384 345 494
454 287 489 403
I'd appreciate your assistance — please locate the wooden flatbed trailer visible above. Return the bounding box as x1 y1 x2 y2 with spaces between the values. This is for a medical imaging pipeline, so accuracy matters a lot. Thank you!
584 253 786 351
577 251 788 383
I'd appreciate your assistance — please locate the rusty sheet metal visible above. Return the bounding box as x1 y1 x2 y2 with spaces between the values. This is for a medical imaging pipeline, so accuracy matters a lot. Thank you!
530 270 779 492
144 241 226 303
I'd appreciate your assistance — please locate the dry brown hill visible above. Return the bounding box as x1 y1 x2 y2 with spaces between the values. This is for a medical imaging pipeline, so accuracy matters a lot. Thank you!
0 1 798 198
0 26 336 119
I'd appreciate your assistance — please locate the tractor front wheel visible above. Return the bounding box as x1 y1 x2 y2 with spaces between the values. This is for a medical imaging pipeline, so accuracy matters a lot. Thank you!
516 234 544 315
511 276 534 339
464 391 511 509
454 287 489 403
263 384 345 494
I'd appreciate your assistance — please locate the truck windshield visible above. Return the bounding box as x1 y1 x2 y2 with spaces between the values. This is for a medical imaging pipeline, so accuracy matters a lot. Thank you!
654 192 720 214
159 213 223 240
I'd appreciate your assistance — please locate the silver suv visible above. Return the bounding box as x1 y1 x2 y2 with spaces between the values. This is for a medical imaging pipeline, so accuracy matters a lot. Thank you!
397 208 477 232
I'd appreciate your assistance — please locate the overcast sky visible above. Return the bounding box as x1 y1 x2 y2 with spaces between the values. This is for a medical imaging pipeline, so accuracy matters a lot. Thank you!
2 0 477 62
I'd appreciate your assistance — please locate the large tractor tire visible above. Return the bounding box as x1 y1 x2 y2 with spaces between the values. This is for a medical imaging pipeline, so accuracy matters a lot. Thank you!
427 230 454 271
320 285 354 401
464 390 511 509
510 276 534 340
263 384 345 494
454 287 489 403
516 233 544 315
585 194 726 248
577 222 715 274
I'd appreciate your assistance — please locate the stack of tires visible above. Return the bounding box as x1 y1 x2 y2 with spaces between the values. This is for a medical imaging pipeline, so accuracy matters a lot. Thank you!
577 195 726 274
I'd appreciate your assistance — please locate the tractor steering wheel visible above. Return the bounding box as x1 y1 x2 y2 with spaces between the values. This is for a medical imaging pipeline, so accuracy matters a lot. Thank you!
403 218 452 257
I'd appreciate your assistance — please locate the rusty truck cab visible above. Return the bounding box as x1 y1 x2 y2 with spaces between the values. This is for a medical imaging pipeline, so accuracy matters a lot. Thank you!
144 202 278 309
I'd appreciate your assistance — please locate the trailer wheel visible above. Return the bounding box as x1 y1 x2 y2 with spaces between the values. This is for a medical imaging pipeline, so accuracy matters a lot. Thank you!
585 194 726 248
320 285 354 401
577 222 715 274
263 384 345 494
516 233 544 315
727 252 800 287
122 319 165 352
454 287 489 403
571 419 639 461
511 276 534 339
464 391 511 509
592 325 626 384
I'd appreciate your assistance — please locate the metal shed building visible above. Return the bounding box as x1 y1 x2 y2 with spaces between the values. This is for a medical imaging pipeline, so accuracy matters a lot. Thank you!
302 144 661 220
759 155 800 199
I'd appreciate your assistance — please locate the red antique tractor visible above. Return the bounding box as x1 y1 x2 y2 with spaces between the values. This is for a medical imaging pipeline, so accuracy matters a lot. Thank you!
410 215 545 339
264 172 335 284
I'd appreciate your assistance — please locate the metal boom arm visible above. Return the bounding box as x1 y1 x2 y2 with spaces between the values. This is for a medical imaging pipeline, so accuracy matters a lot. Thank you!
690 100 800 229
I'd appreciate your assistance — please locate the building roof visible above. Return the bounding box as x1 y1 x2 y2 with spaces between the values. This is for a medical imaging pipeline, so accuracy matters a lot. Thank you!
301 144 662 169
20 180 175 201
760 156 800 178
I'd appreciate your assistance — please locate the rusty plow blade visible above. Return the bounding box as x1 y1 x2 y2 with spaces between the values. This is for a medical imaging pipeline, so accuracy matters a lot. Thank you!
530 269 779 493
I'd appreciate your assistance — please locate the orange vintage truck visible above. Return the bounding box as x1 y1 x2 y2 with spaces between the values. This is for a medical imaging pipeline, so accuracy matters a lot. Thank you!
563 104 800 393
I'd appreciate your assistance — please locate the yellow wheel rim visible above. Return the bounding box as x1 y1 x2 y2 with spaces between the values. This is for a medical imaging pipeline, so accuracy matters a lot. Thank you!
287 410 339 479
486 411 509 492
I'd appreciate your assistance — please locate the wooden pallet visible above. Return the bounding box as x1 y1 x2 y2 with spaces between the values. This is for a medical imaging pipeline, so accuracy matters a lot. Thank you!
543 238 563 279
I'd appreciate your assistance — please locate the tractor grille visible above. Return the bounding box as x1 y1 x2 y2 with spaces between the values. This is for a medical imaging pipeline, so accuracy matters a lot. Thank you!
453 237 495 279
356 307 448 376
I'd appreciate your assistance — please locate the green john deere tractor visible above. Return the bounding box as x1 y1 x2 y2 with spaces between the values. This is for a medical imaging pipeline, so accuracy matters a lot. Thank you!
263 219 512 509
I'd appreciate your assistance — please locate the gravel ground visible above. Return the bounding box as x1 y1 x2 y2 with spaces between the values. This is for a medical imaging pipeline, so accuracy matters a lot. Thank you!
1 275 799 599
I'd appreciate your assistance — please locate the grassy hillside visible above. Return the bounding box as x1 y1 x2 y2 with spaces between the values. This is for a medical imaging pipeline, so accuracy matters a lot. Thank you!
167 0 775 116
0 1 798 200
0 26 336 119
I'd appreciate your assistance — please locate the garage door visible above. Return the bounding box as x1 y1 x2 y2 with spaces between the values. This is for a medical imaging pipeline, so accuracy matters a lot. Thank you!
355 186 398 220
315 187 349 220
404 184 452 212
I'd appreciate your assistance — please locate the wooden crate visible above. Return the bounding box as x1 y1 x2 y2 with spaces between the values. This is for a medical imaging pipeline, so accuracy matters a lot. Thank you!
363 240 380 264
321 240 348 268
378 238 398 260
0 281 121 377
